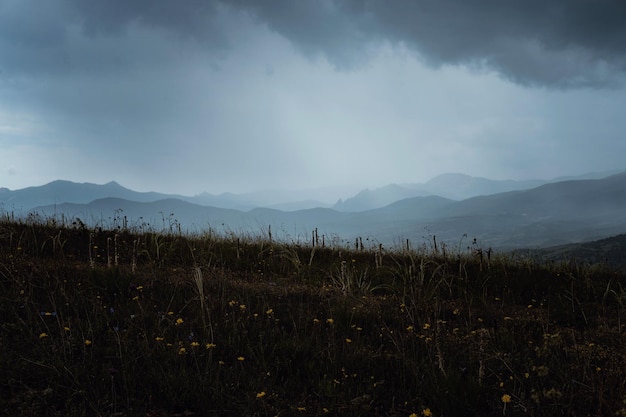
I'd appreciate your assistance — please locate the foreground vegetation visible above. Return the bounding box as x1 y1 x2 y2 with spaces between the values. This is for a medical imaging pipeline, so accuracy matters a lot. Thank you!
1 217 626 416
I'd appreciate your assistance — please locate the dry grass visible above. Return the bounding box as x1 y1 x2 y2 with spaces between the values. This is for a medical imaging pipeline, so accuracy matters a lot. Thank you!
1 218 626 416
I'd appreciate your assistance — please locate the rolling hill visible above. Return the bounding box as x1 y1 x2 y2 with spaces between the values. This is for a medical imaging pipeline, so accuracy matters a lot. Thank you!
332 170 623 212
519 233 626 270
21 171 626 251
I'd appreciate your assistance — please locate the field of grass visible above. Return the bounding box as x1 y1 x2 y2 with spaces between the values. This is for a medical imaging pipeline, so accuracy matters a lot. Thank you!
1 217 626 416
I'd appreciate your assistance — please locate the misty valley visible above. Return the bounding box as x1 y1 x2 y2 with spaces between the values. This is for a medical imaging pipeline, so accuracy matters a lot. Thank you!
2 170 626 260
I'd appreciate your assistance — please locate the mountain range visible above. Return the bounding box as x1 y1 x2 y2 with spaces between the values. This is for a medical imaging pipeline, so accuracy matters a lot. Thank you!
2 170 625 251
332 170 623 211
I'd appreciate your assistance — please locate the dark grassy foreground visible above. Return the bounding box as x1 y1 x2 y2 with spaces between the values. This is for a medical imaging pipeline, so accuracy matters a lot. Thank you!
1 220 626 417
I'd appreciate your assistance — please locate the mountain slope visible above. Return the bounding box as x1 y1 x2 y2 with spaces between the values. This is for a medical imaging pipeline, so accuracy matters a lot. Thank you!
441 171 626 219
29 171 626 249
520 233 626 270
32 197 249 232
332 172 544 212
0 180 352 212
333 170 624 212
0 180 188 212
16 170 626 250
334 171 626 249
333 184 426 212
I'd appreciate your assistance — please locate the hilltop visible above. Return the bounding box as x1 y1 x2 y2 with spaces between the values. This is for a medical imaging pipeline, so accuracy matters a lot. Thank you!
1 218 626 416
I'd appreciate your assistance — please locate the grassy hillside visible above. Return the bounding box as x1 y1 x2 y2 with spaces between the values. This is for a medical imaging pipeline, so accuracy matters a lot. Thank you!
1 217 626 416
523 234 626 271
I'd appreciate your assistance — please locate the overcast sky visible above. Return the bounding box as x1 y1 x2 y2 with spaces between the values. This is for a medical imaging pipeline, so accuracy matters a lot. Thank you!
2 0 626 199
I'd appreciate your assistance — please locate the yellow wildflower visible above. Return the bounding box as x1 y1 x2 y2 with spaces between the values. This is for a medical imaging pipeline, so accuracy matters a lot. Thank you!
501 394 511 403
206 343 217 349
423 323 431 330
345 338 352 343
256 391 266 399
155 337 165 342
39 332 48 339
175 318 184 325
178 347 187 355
190 341 200 347
237 356 245 361
326 318 334 325
84 339 92 346
266 308 273 315
423 409 433 417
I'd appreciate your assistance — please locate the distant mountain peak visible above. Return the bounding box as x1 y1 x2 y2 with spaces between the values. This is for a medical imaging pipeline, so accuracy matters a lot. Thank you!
425 173 486 186
427 172 474 181
44 179 124 188
103 180 124 188
46 179 73 186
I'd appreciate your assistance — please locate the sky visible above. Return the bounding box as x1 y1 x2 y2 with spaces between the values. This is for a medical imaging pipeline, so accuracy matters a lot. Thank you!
1 0 626 200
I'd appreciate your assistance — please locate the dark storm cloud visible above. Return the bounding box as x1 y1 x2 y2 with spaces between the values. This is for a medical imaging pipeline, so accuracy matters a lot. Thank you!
235 0 626 87
2 0 625 87
64 0 224 42
0 0 227 76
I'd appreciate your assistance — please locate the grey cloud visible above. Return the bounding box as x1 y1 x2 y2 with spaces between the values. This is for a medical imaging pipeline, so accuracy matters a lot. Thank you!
234 0 626 87
3 0 626 87
0 0 227 76
65 0 223 41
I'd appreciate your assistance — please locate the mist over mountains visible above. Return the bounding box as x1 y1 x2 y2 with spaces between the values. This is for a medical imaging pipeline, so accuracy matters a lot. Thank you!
1 170 625 251
333 170 623 211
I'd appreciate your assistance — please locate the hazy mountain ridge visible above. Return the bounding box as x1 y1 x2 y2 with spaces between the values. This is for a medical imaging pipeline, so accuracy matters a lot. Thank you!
0 180 191 213
3 169 621 213
30 197 252 233
333 184 426 212
332 170 624 212
16 170 626 251
0 180 352 212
